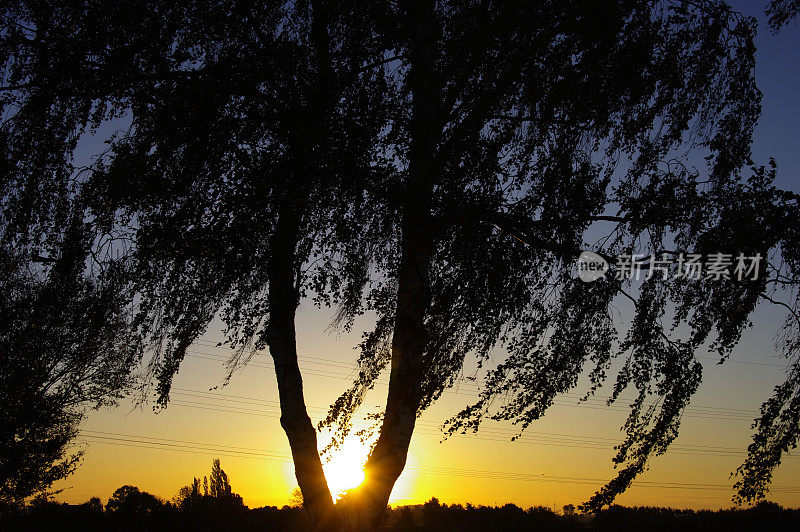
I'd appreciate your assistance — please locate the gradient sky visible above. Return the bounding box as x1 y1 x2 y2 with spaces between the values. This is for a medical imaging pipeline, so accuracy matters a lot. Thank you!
51 0 800 511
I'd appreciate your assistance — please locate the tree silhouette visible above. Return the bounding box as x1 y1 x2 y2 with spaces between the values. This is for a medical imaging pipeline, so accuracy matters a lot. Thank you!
321 0 798 520
208 459 231 499
82 497 103 514
0 196 139 507
0 1 149 508
176 459 245 516
289 487 305 509
2 1 800 530
177 477 203 510
1 2 387 528
106 485 165 518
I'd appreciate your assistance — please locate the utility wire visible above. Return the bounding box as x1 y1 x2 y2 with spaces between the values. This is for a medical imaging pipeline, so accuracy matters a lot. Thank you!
75 431 800 493
128 389 800 460
182 350 762 421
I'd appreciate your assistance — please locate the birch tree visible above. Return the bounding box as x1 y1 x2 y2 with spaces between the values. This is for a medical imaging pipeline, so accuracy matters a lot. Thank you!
3 1 800 531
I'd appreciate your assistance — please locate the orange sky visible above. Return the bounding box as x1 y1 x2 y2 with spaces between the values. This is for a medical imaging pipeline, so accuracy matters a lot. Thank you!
51 302 800 511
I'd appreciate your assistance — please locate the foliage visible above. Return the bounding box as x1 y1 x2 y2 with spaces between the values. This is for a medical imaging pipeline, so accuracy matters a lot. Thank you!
64 0 393 406
106 485 166 517
766 0 800 31
289 487 304 509
0 193 138 508
176 459 245 512
1 2 387 524
2 494 800 531
312 0 800 513
2 0 800 526
82 497 103 513
0 1 149 507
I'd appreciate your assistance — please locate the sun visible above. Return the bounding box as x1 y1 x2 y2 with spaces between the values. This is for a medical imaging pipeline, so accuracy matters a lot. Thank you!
323 437 367 499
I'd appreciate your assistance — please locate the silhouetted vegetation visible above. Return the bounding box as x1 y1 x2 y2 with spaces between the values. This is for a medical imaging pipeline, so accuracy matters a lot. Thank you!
766 0 800 30
3 1 800 529
1 495 799 532
175 459 245 515
0 203 139 510
106 485 165 516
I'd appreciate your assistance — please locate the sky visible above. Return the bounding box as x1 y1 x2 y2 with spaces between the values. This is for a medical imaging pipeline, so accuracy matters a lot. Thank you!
51 0 800 512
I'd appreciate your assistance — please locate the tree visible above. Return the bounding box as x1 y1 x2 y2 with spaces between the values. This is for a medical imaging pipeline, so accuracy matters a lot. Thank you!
177 460 244 511
0 210 137 509
289 487 305 509
0 128 139 510
176 477 203 510
0 1 147 508
3 1 800 531
106 485 165 517
82 497 104 513
2 1 388 528
208 459 230 499
323 0 797 522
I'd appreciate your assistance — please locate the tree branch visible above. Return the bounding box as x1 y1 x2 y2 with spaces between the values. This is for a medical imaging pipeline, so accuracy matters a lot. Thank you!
357 55 406 74
759 292 800 331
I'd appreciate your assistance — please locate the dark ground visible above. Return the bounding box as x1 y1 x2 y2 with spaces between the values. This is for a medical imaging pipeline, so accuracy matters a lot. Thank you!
2 497 798 531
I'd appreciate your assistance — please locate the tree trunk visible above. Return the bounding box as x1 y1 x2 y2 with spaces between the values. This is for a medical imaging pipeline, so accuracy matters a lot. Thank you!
346 1 439 530
265 3 342 529
266 199 339 532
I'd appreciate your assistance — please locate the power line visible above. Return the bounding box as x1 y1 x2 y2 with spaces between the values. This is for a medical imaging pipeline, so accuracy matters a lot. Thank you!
182 350 761 421
195 339 791 370
190 343 778 412
168 387 743 446
74 431 800 494
152 389 798 461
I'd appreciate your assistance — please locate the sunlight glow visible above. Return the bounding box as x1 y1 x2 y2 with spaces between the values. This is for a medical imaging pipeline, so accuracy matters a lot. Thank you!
323 438 367 499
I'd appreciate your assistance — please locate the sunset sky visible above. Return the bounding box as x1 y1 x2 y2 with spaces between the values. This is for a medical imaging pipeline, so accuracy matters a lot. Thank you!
52 0 800 511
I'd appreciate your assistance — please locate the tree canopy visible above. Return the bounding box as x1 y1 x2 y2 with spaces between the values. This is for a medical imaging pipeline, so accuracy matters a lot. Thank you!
0 34 139 506
0 211 136 509
2 1 799 530
105 485 165 517
176 459 245 512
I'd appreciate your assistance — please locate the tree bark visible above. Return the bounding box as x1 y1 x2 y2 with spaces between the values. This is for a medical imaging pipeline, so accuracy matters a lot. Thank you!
349 1 440 529
266 199 338 532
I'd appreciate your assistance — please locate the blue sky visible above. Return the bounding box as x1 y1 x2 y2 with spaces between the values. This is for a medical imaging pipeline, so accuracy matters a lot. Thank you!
734 0 800 190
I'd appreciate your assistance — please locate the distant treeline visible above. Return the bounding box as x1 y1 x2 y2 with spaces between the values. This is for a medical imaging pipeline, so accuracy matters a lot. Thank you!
2 495 799 531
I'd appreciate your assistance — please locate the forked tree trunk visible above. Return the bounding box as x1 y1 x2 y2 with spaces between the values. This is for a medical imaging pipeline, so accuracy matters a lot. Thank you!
269 1 439 530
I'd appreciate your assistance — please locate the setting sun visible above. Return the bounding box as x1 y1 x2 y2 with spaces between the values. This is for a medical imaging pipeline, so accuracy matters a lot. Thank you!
322 438 368 499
